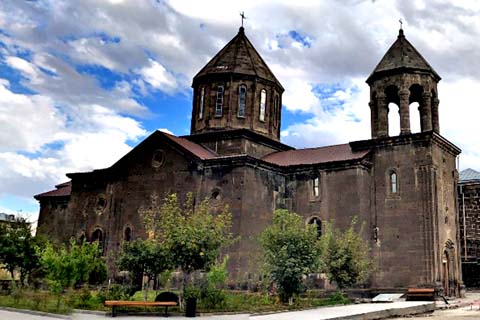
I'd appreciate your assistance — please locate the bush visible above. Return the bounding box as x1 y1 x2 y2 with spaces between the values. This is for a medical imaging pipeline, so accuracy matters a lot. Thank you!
97 284 135 302
199 256 228 309
321 218 371 289
261 209 321 303
66 286 100 309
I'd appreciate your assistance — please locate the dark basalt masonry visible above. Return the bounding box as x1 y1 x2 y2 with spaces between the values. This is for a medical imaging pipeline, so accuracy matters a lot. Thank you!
35 27 464 296
458 169 480 288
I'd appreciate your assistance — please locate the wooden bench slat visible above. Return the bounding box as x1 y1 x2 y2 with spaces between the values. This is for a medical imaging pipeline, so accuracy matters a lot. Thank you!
407 288 434 293
105 300 177 307
104 300 178 317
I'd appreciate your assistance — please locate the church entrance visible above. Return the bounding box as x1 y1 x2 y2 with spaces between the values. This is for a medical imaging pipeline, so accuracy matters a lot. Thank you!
442 250 450 296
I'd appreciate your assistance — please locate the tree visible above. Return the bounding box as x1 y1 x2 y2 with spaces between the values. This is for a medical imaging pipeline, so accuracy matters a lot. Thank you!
117 239 171 280
321 217 371 289
261 209 321 304
40 239 107 308
0 217 40 285
143 193 234 295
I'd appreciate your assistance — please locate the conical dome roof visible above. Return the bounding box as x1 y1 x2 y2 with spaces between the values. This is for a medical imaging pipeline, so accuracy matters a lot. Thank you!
367 29 440 84
194 27 283 90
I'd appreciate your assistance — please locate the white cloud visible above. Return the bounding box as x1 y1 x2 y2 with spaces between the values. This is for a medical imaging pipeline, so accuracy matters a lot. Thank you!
0 80 64 152
158 128 174 135
136 59 179 94
1 0 480 218
281 78 370 148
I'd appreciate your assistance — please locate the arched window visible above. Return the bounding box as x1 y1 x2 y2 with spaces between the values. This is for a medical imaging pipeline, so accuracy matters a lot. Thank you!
238 85 246 117
390 172 398 194
308 217 322 238
259 89 266 121
92 228 105 253
312 177 320 197
215 85 224 116
199 87 205 119
124 227 132 242
273 95 279 127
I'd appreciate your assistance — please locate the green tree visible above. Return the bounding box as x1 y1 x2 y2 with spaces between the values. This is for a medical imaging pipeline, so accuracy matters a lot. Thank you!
117 239 171 280
0 217 40 285
40 239 107 308
143 193 234 295
321 218 371 289
261 209 321 304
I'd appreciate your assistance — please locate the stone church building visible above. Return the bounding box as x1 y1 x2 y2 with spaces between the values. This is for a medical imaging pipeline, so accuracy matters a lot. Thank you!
35 27 463 295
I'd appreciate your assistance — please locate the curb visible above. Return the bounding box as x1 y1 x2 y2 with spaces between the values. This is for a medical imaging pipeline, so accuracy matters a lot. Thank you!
0 306 70 319
73 308 108 316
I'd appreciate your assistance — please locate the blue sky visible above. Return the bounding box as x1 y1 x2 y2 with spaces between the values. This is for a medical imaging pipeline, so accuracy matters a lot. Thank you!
1 0 480 222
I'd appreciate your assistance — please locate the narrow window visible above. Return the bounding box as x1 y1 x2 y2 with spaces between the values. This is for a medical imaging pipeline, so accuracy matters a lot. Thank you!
308 217 322 238
259 89 266 121
238 85 246 117
215 85 224 116
273 95 279 126
313 177 320 197
199 87 205 119
390 172 397 193
124 227 132 242
92 229 104 253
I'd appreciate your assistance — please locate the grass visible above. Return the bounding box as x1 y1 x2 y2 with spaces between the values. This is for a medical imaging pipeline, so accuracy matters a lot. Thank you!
0 287 349 315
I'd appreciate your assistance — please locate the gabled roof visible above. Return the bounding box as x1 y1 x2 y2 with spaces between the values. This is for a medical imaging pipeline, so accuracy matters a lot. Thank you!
459 168 480 183
261 143 370 167
194 27 283 90
65 130 217 179
163 132 217 160
34 181 71 199
367 29 440 84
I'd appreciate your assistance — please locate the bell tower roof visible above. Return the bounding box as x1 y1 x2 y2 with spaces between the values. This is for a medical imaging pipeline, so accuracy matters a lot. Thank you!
366 29 440 84
193 27 283 90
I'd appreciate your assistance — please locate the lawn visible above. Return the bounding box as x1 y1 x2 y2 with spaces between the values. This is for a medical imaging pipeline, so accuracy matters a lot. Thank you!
0 288 349 315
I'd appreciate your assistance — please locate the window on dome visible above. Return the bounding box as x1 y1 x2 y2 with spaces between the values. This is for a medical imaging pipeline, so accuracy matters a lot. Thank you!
199 87 205 119
215 85 224 116
259 89 266 121
273 95 279 126
238 85 246 118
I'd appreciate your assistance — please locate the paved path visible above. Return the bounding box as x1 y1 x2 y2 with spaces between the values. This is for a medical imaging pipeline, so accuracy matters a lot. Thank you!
0 301 432 320
251 301 433 320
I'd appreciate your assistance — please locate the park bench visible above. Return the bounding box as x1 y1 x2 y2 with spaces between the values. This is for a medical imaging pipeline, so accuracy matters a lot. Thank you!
405 288 435 301
471 300 480 310
105 291 179 317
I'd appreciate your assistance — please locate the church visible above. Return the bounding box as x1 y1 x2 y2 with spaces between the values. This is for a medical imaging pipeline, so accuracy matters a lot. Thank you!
35 26 463 296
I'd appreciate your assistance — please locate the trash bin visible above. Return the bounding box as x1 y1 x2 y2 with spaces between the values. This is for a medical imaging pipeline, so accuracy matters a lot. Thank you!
185 297 197 317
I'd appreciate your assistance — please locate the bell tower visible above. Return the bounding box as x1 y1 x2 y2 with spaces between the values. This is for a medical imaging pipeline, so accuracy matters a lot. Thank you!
366 28 441 139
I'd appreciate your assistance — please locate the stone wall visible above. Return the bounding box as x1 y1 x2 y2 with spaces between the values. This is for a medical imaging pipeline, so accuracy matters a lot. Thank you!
458 182 480 287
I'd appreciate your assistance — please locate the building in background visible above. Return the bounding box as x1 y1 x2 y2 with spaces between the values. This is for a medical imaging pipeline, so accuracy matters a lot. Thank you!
35 26 463 296
458 168 480 287
0 212 15 223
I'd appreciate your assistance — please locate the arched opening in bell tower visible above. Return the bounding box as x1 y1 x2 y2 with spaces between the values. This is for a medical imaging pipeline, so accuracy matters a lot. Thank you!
409 84 424 133
385 85 400 137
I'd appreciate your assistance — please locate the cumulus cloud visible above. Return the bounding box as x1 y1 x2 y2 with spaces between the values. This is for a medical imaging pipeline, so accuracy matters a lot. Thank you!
1 0 480 219
136 59 179 94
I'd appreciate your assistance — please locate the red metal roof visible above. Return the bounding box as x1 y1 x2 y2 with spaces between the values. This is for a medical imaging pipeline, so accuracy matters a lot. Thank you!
34 181 71 199
162 132 217 160
261 143 370 166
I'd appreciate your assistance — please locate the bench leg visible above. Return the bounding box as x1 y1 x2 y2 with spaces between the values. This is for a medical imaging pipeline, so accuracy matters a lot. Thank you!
164 305 169 317
112 305 116 317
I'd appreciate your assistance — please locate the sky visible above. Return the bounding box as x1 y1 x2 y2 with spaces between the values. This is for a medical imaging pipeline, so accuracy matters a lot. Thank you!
0 0 480 222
